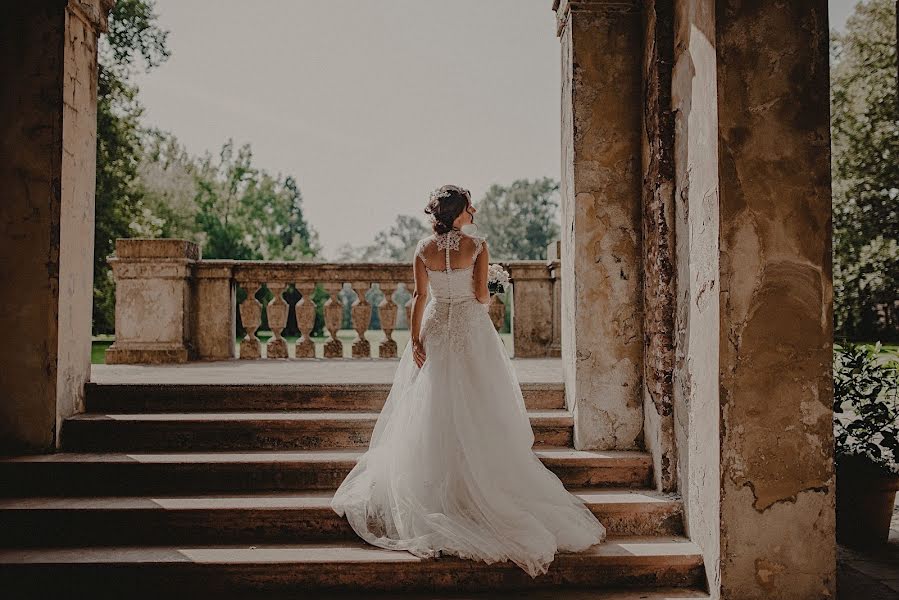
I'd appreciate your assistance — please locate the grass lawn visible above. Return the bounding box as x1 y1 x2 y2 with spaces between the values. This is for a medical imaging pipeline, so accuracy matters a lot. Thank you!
91 329 514 364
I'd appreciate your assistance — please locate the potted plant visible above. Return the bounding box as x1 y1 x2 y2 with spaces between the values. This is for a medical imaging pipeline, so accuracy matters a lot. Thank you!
834 342 899 547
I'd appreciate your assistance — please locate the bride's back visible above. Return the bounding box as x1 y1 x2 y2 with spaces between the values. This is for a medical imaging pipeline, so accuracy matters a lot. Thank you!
415 231 483 273
415 230 487 303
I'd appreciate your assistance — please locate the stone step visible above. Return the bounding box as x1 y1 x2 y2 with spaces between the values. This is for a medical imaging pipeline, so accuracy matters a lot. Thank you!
305 590 711 600
61 411 574 451
84 381 566 412
206 589 712 600
0 538 705 595
0 449 653 496
0 489 683 546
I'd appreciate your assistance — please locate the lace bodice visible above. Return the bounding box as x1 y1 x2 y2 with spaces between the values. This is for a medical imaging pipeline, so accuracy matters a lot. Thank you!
414 230 484 303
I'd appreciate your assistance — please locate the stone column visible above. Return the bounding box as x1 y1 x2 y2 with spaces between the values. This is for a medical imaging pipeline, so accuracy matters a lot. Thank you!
554 0 644 450
105 239 199 364
192 261 236 360
715 1 835 597
641 0 678 493
0 0 112 453
671 0 721 593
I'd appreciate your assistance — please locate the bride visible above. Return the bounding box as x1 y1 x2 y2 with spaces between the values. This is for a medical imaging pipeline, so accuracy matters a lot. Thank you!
331 184 605 577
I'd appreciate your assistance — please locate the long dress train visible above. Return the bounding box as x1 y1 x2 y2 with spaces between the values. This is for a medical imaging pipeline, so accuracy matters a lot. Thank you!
331 230 605 578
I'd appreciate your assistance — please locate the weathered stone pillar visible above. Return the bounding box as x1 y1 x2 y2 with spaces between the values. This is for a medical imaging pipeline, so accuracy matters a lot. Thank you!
641 0 678 493
192 261 236 360
105 239 199 364
0 0 112 453
672 0 721 593
715 1 835 597
554 0 644 450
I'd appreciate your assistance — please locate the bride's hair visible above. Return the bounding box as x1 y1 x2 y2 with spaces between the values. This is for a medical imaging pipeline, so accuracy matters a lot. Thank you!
425 185 473 234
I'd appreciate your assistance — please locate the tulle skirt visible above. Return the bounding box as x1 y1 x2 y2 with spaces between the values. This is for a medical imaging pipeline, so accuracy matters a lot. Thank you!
330 297 605 577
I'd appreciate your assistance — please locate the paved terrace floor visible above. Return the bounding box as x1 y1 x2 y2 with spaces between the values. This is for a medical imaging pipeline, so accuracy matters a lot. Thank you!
91 358 562 385
837 501 899 599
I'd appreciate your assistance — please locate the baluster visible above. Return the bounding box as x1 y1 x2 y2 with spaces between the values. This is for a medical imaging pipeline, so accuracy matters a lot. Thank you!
238 281 263 359
377 283 398 358
404 282 414 331
265 282 289 359
350 281 372 358
293 284 317 359
322 282 344 358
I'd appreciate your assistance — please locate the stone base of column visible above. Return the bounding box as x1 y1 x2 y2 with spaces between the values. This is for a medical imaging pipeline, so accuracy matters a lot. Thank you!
105 343 191 365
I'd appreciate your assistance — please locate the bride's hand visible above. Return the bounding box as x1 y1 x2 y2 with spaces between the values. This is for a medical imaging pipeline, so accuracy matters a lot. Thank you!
412 338 426 368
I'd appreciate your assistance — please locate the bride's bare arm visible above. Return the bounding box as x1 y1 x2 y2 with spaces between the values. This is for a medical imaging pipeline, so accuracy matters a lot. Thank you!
474 242 490 305
410 252 429 367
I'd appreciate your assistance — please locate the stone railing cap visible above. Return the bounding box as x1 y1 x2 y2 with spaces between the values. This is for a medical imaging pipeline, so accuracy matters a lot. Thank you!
114 238 200 260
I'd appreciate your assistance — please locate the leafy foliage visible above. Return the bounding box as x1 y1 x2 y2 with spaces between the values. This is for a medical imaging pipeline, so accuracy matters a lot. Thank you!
474 178 560 260
831 0 899 340
190 140 320 261
339 215 430 262
137 129 200 239
834 343 899 475
93 2 320 333
341 178 561 264
94 0 170 333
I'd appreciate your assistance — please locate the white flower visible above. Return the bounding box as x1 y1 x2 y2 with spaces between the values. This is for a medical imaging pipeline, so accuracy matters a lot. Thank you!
487 264 510 286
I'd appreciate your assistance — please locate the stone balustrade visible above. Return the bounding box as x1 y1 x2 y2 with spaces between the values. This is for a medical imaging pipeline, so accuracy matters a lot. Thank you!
105 239 562 364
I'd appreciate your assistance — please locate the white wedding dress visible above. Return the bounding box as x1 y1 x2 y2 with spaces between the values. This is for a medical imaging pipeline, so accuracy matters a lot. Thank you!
331 229 605 577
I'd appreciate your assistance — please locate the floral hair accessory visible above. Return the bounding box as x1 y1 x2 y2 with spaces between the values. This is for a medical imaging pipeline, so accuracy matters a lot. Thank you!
429 184 471 203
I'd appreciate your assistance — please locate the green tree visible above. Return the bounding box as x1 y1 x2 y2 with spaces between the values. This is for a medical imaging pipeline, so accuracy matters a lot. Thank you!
94 0 169 333
137 129 200 239
474 178 561 260
192 140 320 261
831 0 899 340
350 215 430 262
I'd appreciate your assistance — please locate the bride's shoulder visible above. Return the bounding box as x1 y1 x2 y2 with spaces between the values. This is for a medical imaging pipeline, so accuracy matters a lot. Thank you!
460 232 487 248
414 235 436 255
459 233 487 259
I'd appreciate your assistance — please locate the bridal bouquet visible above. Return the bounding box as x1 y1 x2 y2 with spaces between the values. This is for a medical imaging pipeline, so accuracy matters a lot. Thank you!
487 264 510 296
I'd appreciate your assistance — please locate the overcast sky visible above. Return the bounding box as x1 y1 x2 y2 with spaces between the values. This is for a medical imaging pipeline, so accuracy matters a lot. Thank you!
135 0 859 258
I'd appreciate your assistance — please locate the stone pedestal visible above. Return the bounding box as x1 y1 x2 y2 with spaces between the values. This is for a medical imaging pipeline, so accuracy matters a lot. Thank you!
192 262 236 360
507 263 555 357
555 0 644 450
0 0 111 453
105 240 200 364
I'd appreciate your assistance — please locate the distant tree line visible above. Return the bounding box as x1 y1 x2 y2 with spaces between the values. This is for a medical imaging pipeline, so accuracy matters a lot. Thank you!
94 1 319 334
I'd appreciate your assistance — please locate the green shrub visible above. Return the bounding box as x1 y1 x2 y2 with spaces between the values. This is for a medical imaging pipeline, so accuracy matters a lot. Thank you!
834 343 899 475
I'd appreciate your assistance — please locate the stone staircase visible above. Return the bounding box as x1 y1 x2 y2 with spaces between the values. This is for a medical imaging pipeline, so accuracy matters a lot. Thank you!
0 367 707 598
